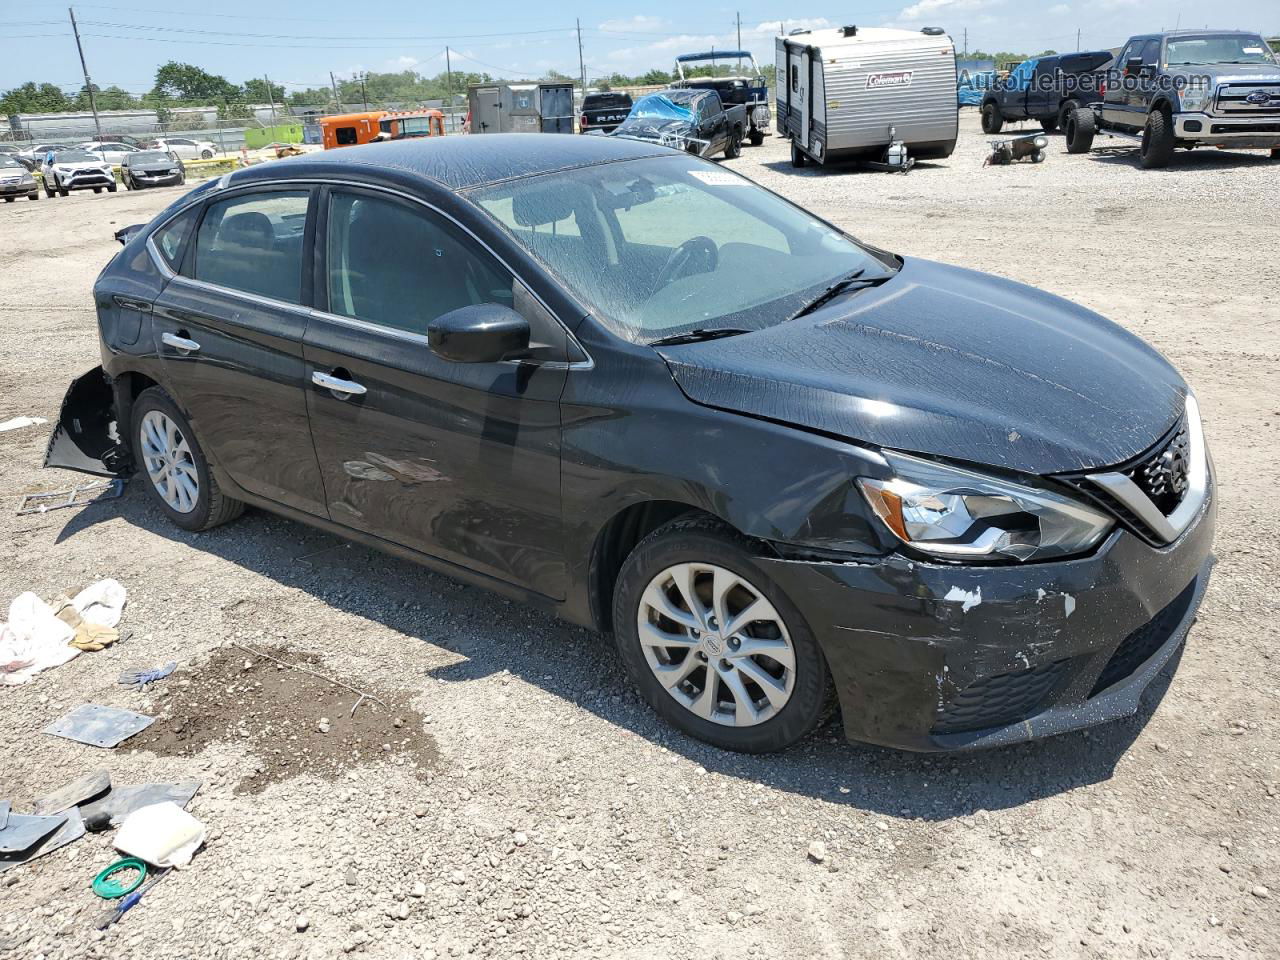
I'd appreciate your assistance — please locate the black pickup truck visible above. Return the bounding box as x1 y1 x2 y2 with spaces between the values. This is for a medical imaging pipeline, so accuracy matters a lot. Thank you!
981 51 1113 133
579 92 633 134
610 88 748 159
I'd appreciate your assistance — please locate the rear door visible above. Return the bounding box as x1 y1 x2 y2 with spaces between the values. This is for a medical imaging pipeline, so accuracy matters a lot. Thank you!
150 185 328 516
301 185 569 598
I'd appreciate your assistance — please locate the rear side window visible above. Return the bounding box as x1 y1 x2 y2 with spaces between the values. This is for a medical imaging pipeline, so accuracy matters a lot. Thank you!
152 207 199 269
193 190 310 303
325 190 511 336
335 127 358 145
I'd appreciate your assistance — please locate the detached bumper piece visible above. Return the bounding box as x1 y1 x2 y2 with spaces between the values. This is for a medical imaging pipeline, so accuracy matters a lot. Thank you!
44 367 130 478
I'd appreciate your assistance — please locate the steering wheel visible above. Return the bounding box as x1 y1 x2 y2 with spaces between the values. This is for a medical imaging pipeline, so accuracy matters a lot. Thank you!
654 236 719 290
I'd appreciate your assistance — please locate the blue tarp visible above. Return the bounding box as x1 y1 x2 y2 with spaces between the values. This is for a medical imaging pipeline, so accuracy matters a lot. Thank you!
630 94 695 123
957 71 996 106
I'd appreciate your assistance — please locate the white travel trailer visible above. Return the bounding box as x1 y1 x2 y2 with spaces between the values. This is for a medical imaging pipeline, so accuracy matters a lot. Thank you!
777 24 959 169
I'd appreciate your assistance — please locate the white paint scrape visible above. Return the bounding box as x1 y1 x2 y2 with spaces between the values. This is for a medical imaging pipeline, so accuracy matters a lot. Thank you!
1064 594 1076 617
944 585 982 612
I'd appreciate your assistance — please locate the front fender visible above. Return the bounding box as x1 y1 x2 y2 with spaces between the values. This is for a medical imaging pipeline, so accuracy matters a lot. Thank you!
43 367 131 477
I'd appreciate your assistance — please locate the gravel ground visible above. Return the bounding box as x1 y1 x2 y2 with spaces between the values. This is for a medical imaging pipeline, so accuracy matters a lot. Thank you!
0 111 1277 960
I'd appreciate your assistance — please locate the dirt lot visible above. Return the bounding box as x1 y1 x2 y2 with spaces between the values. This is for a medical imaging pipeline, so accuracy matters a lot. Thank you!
0 112 1277 960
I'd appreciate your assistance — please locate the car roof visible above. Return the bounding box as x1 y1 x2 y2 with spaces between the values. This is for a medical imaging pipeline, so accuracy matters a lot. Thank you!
229 132 677 191
1159 29 1263 39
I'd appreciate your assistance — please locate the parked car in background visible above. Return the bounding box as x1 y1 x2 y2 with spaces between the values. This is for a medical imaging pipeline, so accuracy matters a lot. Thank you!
78 141 140 165
40 148 117 197
1067 29 1280 166
122 150 185 190
980 51 1114 133
579 92 633 134
150 137 218 160
612 89 747 158
0 155 39 202
47 133 1213 754
672 50 771 145
18 143 63 165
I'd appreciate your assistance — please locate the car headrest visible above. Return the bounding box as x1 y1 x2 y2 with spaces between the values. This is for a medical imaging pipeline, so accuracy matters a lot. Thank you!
220 211 274 249
512 187 574 228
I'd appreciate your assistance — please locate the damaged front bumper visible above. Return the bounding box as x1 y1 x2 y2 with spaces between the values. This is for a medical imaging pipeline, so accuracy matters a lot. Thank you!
761 483 1216 752
44 367 130 477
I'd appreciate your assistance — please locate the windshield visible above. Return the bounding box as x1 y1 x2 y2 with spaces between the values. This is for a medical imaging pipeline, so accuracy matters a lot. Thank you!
53 150 97 163
132 151 172 163
469 154 891 344
1166 34 1277 65
0 156 23 169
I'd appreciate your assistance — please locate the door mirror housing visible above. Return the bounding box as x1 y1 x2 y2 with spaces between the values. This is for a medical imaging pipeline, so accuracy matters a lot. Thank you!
427 304 530 363
1125 57 1143 75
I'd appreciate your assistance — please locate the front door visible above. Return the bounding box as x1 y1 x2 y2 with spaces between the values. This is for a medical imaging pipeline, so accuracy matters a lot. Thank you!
799 48 813 149
1102 40 1141 127
152 185 328 516
302 186 568 598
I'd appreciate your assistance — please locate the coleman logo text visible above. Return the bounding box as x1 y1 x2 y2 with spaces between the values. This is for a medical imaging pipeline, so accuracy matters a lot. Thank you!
866 71 914 89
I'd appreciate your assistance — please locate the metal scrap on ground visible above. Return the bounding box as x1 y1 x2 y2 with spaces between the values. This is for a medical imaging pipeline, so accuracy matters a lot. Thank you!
43 704 154 748
17 478 124 515
30 769 111 816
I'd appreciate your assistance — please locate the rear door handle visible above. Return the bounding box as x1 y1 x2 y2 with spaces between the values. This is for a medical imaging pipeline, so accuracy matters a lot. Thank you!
311 371 367 397
161 331 200 353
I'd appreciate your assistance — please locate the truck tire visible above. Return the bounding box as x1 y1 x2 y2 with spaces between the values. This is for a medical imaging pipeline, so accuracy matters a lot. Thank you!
1270 148 1280 160
1040 117 1059 133
790 142 807 168
749 129 764 146
1140 108 1175 169
1057 99 1080 132
1065 108 1096 154
981 102 1004 134
724 129 742 159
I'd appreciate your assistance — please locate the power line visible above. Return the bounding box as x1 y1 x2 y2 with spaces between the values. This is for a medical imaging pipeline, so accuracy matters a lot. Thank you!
79 19 576 42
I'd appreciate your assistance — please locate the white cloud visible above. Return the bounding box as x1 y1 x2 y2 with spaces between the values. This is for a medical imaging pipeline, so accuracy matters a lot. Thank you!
1048 3 1070 13
598 15 668 33
387 55 419 69
898 0 1001 22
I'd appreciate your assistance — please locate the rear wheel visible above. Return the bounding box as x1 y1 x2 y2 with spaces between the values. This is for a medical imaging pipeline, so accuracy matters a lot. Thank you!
92 187 102 194
748 128 764 146
1140 108 1175 169
1270 148 1280 160
724 129 742 159
132 387 245 532
612 517 832 753
3 197 12 203
1065 108 1096 153
1040 116 1059 133
1057 99 1080 132
790 141 807 168
200 149 213 159
981 101 1004 134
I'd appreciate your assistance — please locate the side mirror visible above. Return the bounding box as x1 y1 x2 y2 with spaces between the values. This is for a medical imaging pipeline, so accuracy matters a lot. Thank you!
428 304 530 363
1125 57 1143 75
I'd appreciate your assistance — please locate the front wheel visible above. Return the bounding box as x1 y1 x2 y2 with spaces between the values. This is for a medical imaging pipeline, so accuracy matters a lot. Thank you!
724 130 741 159
790 141 807 168
200 149 213 159
1040 117 1059 133
107 182 117 193
1270 148 1280 160
3 197 12 203
1140 109 1175 169
44 182 55 198
981 102 1004 134
612 517 832 753
132 387 245 532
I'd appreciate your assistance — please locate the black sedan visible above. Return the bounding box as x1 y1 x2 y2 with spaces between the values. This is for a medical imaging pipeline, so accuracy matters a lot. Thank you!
122 150 186 190
45 134 1214 753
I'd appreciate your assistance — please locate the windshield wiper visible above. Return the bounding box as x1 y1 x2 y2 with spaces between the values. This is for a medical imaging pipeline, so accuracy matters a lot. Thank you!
786 268 891 322
648 327 751 347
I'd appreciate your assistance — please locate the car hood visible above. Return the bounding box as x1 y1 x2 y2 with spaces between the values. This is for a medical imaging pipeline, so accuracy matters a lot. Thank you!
1170 63 1280 84
50 161 107 171
613 117 695 142
656 257 1186 475
131 160 180 171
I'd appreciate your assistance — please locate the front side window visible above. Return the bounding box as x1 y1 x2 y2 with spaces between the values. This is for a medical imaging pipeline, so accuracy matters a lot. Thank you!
471 154 889 344
193 190 310 303
325 191 511 336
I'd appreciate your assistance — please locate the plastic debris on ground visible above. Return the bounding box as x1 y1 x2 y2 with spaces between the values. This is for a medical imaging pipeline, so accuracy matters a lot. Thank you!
44 704 154 749
95 867 172 929
31 769 111 816
0 809 85 874
17 478 124 515
1 579 127 684
118 661 177 689
114 802 205 868
82 781 201 832
0 416 47 433
0 801 8 830
0 812 68 853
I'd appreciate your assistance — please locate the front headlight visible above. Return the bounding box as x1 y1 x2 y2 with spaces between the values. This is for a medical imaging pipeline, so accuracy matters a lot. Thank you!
1179 83 1213 112
20 173 33 183
101 165 112 173
858 452 1113 562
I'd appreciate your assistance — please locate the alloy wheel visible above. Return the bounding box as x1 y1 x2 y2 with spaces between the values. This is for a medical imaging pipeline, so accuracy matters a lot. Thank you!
140 410 199 514
636 562 796 727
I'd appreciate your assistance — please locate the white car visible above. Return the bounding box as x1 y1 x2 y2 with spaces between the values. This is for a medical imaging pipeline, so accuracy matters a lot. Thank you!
151 137 218 160
40 148 117 197
76 141 139 165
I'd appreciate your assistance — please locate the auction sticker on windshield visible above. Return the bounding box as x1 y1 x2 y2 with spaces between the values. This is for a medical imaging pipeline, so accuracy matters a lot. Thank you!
689 170 747 186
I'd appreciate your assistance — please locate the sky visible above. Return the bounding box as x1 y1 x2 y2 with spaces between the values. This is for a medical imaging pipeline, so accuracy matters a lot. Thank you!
1 0 1277 96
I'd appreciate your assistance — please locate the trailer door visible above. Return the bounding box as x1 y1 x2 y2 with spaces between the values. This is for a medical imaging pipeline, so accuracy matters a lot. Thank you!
473 87 501 134
798 46 813 149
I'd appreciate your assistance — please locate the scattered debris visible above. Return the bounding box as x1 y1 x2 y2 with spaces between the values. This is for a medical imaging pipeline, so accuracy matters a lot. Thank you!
81 781 200 831
44 703 154 749
0 813 67 854
0 801 8 830
0 809 85 874
17 478 124 515
118 660 177 689
115 802 205 868
231 641 387 713
31 769 111 816
0 416 47 433
92 857 148 899
807 840 827 863
95 867 172 930
1 579 128 684
984 133 1049 166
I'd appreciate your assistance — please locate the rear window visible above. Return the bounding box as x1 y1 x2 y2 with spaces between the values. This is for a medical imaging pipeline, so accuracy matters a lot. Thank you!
335 126 358 145
585 93 632 109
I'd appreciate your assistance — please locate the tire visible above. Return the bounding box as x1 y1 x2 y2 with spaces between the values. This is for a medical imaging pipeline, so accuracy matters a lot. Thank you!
1270 148 1279 160
724 129 742 159
200 149 213 159
28 192 38 201
44 182 55 198
107 182 117 193
1065 107 1096 153
981 101 1004 134
1057 99 1079 132
178 172 186 185
3 197 12 203
58 187 68 197
93 187 102 194
1032 150 1046 163
612 516 833 753
748 128 764 146
1140 109 1175 169
131 387 245 533
1039 117 1059 133
790 141 807 168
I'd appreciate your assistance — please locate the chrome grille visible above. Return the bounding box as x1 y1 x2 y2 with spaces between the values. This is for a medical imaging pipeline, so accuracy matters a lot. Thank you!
1126 418 1190 515
1216 83 1280 115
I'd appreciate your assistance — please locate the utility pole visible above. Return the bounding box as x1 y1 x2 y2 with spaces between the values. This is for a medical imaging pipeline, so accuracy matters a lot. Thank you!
736 11 742 51
329 71 341 112
576 18 587 95
445 46 453 104
264 74 277 124
359 74 368 110
68 7 101 140
1076 28 1081 52
963 28 968 59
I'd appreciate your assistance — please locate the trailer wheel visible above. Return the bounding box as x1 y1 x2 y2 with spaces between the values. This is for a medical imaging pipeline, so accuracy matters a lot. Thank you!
790 142 807 168
749 129 764 146
1065 108 1096 154
1057 99 1080 132
1140 108 1175 169
981 102 1004 134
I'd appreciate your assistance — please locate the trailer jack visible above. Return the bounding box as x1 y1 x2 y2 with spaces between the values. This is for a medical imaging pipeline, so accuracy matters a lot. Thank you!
864 130 915 173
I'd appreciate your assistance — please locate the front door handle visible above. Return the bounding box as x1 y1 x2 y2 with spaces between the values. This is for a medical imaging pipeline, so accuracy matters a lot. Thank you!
312 370 367 397
161 331 200 353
